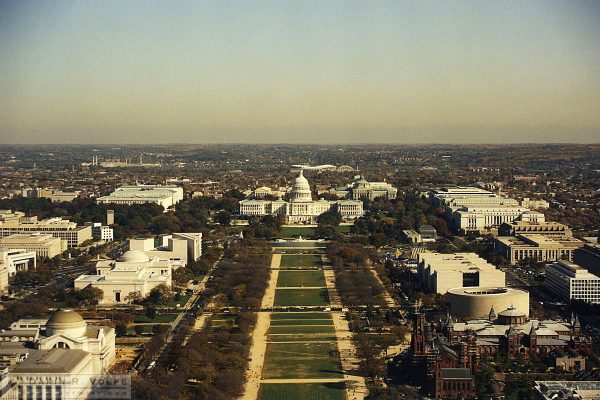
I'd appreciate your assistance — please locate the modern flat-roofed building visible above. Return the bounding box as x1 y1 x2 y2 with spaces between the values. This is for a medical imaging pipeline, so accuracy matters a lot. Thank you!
417 251 505 294
90 223 113 241
0 212 92 248
128 232 201 267
498 221 573 237
419 225 438 242
494 234 583 264
428 187 507 208
574 243 600 276
96 184 184 209
0 248 36 276
0 263 7 295
0 233 67 258
534 381 600 400
74 250 174 304
545 260 600 304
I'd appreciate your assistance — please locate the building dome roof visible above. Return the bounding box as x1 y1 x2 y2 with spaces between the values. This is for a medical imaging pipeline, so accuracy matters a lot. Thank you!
498 306 525 317
119 249 150 263
290 170 312 202
293 170 310 189
46 309 87 338
47 309 84 325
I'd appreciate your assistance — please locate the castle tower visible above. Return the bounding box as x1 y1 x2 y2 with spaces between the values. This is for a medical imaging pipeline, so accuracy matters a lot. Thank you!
529 324 537 355
411 309 427 356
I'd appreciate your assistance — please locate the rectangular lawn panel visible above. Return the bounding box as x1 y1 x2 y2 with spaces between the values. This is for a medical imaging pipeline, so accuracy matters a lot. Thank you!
279 255 322 269
269 325 335 335
273 289 329 307
133 313 178 323
276 270 326 287
270 319 333 326
271 312 331 320
262 342 343 379
267 334 337 342
259 382 346 400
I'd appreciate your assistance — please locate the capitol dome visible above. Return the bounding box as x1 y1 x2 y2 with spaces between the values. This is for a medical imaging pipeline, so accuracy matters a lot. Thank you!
119 249 150 263
46 309 87 338
290 170 312 202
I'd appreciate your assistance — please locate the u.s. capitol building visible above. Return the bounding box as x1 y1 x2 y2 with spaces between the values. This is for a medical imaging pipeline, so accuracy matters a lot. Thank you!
239 170 364 224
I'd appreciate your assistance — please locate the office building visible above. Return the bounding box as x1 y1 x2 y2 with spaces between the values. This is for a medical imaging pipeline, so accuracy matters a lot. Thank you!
417 251 505 294
90 223 114 241
74 250 174 304
0 211 92 248
545 260 600 304
97 184 184 209
429 187 540 233
494 234 583 264
498 221 572 237
574 243 600 276
0 233 67 259
0 248 36 276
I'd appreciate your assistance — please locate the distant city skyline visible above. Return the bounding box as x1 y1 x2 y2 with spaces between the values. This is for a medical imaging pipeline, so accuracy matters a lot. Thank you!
1 0 599 144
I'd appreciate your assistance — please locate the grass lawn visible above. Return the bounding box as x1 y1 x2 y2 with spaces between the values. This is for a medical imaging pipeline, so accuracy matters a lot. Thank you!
280 226 316 237
267 335 337 343
271 312 331 320
279 255 322 268
259 382 346 400
338 225 352 233
276 270 326 287
273 289 329 307
270 319 333 326
133 313 178 323
262 342 343 379
269 325 335 335
163 294 191 307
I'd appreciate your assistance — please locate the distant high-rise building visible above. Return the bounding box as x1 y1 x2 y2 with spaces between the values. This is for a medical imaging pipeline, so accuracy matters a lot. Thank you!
106 209 114 225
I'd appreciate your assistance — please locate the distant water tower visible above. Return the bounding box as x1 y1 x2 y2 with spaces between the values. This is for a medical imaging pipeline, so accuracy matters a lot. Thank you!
106 209 114 225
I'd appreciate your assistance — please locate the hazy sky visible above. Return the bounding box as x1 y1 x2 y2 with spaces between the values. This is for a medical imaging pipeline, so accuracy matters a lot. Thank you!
1 1 599 144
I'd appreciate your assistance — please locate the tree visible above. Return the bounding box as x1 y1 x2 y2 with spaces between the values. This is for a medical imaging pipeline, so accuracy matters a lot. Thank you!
115 324 127 337
145 306 157 321
134 325 145 336
215 210 232 226
146 284 173 305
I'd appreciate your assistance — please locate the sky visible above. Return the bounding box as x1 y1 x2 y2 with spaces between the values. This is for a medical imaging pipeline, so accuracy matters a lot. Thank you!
1 0 599 144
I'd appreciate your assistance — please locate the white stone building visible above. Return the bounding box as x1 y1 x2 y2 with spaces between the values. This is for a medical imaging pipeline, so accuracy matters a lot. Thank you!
545 260 600 304
417 251 505 294
128 232 202 267
0 248 36 276
239 170 363 224
74 250 174 304
0 233 66 259
328 175 398 200
0 212 92 248
3 309 116 398
96 184 184 209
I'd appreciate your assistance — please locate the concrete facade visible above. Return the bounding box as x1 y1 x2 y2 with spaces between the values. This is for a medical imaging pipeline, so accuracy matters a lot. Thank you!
545 260 600 304
417 251 505 294
0 233 67 259
447 287 530 320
